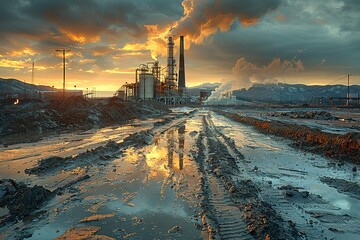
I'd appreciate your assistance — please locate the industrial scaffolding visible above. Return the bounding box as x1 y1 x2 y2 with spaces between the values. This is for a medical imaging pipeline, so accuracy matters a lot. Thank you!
116 36 189 105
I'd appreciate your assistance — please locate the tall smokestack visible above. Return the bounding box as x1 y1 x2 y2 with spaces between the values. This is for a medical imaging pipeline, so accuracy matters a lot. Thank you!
166 37 176 92
178 36 185 95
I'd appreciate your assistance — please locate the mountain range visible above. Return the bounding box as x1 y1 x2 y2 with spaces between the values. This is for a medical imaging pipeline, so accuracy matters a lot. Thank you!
0 78 56 98
233 83 360 104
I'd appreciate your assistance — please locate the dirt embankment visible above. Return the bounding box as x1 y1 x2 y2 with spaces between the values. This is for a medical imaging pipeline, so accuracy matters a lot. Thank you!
218 111 360 164
267 111 339 120
0 97 170 145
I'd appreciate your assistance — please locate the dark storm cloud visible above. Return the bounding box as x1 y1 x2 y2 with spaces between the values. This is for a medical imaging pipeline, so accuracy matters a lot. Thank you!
142 0 284 59
185 0 360 80
0 0 183 53
172 0 283 41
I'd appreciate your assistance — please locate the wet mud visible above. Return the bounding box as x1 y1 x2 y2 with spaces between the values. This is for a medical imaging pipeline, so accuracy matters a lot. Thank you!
194 113 300 239
218 110 360 164
1 108 359 240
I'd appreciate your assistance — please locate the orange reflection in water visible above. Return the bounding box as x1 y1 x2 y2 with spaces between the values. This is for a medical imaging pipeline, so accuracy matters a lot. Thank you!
123 125 187 180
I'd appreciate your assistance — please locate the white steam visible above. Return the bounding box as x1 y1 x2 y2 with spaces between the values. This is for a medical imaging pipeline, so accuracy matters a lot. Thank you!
206 57 304 104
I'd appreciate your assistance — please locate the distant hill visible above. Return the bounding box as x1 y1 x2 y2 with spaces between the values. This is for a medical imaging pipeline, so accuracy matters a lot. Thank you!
0 78 58 98
186 82 221 96
189 82 221 90
233 83 360 104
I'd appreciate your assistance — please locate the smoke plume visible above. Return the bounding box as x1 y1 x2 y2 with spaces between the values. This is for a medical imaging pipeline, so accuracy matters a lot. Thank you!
206 57 304 103
143 0 283 59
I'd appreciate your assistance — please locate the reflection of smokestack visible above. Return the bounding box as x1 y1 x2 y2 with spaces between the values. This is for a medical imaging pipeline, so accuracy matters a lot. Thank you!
178 124 185 170
178 36 185 95
167 130 174 168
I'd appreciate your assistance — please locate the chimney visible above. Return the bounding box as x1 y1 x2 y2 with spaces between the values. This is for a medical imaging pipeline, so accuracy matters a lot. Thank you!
178 36 185 95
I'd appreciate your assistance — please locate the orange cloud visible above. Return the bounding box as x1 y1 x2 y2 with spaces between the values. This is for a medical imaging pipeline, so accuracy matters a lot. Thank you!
79 59 96 65
0 59 29 68
103 68 135 74
121 24 169 60
8 48 37 57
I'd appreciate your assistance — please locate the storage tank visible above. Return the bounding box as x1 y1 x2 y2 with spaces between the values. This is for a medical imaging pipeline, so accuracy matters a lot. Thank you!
139 73 154 99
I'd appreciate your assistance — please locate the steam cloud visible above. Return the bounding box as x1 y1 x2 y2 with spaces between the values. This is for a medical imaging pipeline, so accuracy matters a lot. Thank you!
144 0 283 59
206 57 304 103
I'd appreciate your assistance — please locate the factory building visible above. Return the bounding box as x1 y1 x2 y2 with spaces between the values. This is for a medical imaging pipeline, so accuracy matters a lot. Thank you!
116 36 188 105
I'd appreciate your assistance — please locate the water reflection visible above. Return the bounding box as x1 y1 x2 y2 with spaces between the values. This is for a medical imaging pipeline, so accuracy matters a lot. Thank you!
178 124 185 170
167 130 174 168
165 125 186 171
135 124 188 180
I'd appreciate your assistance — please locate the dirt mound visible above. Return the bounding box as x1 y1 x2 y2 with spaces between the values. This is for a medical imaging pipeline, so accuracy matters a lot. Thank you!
25 140 120 175
101 98 141 124
268 111 337 120
0 97 170 145
101 98 171 125
48 96 100 126
25 156 68 175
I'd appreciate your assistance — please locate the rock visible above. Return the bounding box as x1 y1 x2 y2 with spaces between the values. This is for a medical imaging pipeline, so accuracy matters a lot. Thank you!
302 191 309 198
0 179 53 220
168 225 182 235
0 179 18 202
285 190 294 197
7 185 53 217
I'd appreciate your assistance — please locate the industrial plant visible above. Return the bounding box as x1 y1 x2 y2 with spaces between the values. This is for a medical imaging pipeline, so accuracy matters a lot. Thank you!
115 36 189 105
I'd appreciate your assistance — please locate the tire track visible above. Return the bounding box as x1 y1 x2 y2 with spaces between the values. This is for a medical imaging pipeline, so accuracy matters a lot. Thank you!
207 176 253 240
195 113 254 240
202 112 302 240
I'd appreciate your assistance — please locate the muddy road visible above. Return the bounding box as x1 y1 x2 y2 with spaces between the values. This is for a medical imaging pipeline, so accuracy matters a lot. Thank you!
1 108 359 239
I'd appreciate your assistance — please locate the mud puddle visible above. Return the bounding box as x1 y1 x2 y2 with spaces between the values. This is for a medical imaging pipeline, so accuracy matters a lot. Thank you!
210 111 360 240
0 119 157 185
2 116 203 239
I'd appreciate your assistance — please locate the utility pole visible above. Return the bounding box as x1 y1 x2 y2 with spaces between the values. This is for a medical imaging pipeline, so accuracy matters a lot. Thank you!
31 62 34 98
55 49 71 99
347 73 350 106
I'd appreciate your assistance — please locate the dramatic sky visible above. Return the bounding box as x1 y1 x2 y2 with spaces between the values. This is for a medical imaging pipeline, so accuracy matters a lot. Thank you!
0 0 359 92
